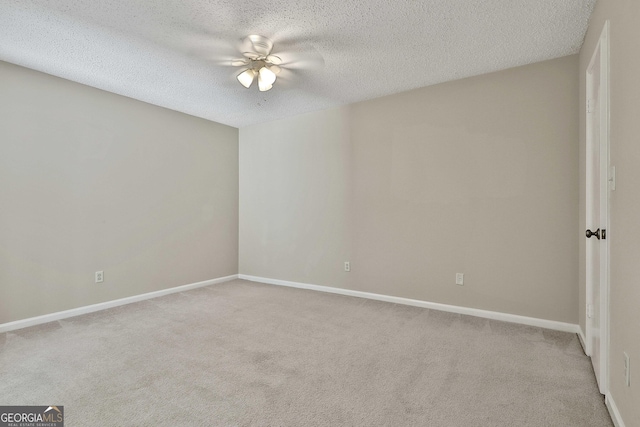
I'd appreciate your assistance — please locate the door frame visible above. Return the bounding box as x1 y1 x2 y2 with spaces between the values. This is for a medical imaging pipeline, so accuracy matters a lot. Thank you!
585 19 610 395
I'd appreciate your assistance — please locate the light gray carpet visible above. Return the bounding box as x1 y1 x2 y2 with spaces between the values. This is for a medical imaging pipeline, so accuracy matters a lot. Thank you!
0 279 612 426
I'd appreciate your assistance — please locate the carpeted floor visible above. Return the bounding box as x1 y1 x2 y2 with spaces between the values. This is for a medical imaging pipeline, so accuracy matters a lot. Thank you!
0 279 612 426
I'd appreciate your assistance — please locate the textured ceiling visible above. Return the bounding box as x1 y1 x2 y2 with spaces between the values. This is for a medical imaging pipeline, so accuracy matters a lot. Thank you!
0 0 595 128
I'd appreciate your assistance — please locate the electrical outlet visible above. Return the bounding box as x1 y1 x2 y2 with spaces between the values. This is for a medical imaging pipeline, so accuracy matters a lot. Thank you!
624 352 630 387
455 273 464 286
344 262 350 272
95 271 104 283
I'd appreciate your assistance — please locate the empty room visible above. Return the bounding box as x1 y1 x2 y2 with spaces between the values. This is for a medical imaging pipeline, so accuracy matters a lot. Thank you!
0 0 638 426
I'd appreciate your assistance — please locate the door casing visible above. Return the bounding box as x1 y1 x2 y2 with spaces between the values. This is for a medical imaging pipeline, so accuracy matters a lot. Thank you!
585 19 611 396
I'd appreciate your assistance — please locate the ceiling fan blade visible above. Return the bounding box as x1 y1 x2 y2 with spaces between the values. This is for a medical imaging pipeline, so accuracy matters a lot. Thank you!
242 51 260 60
266 36 324 69
247 35 273 57
180 30 249 69
184 42 238 64
277 47 325 71
268 65 281 75
266 55 282 65
231 59 250 67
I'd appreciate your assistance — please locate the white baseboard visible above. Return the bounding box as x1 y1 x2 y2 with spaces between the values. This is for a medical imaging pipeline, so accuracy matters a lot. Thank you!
606 394 626 427
0 274 239 334
238 274 580 334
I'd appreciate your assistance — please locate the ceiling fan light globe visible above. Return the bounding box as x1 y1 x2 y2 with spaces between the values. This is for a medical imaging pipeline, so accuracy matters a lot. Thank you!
257 73 273 91
259 66 277 85
237 69 256 88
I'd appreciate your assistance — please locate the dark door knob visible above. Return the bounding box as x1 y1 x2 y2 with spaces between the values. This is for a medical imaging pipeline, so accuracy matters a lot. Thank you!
586 228 601 239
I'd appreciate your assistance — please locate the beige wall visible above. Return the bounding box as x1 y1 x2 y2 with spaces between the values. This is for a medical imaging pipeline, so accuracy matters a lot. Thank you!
239 108 354 289
579 1 640 424
240 55 579 323
0 61 239 324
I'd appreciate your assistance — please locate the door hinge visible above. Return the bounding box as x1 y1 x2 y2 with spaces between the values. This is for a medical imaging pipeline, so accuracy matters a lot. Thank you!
587 99 594 113
587 304 593 318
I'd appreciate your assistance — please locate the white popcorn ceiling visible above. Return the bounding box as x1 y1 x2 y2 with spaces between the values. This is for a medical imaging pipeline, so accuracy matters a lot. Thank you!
0 0 595 128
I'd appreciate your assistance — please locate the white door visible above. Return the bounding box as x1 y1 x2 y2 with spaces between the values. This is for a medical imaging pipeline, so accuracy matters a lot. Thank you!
586 21 610 395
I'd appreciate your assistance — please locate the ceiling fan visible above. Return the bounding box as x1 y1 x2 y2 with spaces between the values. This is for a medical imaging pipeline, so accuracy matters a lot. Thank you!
231 35 284 92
